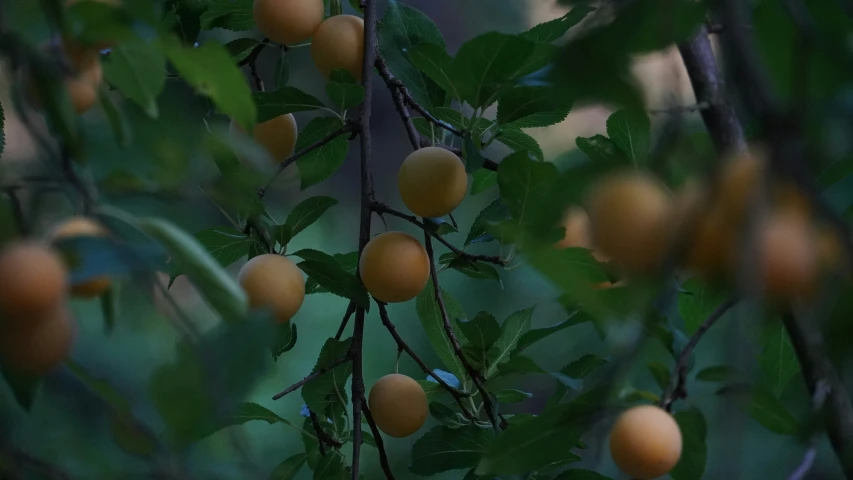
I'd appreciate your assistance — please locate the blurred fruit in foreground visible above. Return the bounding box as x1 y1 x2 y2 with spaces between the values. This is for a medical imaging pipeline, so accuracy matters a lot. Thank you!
0 242 68 321
609 405 682 479
238 254 305 323
359 232 430 303
50 216 112 298
587 171 673 273
368 373 428 438
231 114 298 163
0 306 77 374
717 149 765 223
398 146 468 218
758 213 818 297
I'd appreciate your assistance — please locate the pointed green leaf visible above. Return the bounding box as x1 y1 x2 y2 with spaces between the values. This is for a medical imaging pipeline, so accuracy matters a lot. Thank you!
408 43 471 102
495 389 532 404
678 278 729 334
471 169 498 195
293 249 369 309
0 365 41 411
486 308 534 378
271 323 298 361
496 128 544 161
497 86 571 129
302 337 353 414
305 252 358 294
670 408 708 480
606 109 651 167
575 135 630 163
103 39 166 117
647 360 671 391
270 453 308 480
498 151 559 232
522 6 596 43
410 425 495 475
465 198 511 246
455 33 536 107
253 87 326 123
294 117 351 190
515 315 585 354
275 196 339 247
561 354 607 379
201 0 254 31
225 37 260 63
416 280 469 385
759 323 799 396
696 365 738 382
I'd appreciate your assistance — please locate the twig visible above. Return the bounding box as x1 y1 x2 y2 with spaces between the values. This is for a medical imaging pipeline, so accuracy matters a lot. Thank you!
349 0 380 476
271 353 352 400
376 301 476 420
787 380 831 480
309 409 344 454
334 301 356 340
423 233 500 430
361 400 396 479
647 101 711 115
375 54 420 150
258 121 357 198
371 202 505 266
659 298 737 411
60 146 94 214
375 56 464 137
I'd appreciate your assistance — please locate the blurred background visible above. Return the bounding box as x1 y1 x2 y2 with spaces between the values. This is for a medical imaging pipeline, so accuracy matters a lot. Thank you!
0 0 838 479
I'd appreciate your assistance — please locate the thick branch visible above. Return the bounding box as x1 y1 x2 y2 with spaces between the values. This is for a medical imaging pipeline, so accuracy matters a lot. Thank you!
423 234 500 429
271 353 352 400
361 400 396 479
371 201 505 266
350 0 380 476
259 121 358 198
677 28 746 154
659 298 737 411
376 301 476 420
375 56 464 137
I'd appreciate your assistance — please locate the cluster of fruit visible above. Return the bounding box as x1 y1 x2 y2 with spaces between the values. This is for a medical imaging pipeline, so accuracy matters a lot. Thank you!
557 148 842 297
0 217 112 374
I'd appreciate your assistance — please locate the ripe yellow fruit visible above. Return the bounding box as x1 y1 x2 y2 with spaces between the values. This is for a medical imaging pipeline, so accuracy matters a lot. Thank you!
683 207 734 275
398 147 468 218
311 15 365 79
717 150 764 223
758 213 818 297
586 171 673 273
609 405 682 479
555 206 609 262
773 182 811 220
0 242 68 321
253 0 324 46
231 114 298 163
368 373 428 438
49 216 112 298
28 45 103 114
238 254 305 323
359 232 430 303
0 306 77 374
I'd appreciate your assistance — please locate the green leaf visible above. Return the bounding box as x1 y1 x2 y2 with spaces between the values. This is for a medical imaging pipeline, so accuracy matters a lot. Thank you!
253 87 327 123
270 453 309 480
275 196 339 247
102 40 166 117
696 365 738 382
410 425 495 475
429 401 467 428
759 323 799 396
495 389 532 404
515 315 585 354
496 128 544 161
647 360 671 391
455 33 536 107
553 470 612 480
64 359 131 412
606 109 651 167
377 0 448 109
477 386 607 474
201 0 254 31
747 388 801 435
305 252 358 294
678 277 729 334
670 408 708 480
463 135 485 173
294 117 351 190
486 308 534 378
498 355 546 376
498 151 560 232
195 227 254 268
293 249 369 309
326 76 365 110
314 452 346 479
195 402 293 441
465 198 511 246
302 337 353 415
149 313 274 446
162 38 255 131
273 49 290 89
98 87 130 148
138 217 247 322
561 354 607 379
407 43 471 102
416 280 469 385
0 365 41 411
576 135 629 163
271 323 298 361
99 285 118 335
439 253 500 282
471 169 498 195
497 86 571 128
225 37 261 63
522 6 596 43
458 311 501 352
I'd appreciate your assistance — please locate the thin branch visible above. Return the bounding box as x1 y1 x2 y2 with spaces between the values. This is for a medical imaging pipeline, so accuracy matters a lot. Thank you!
361 400 396 479
371 202 505 266
375 56 464 137
309 409 344 453
375 54 420 150
659 298 737 411
335 301 356 340
271 353 352 400
376 301 476 420
61 146 94 214
258 121 357 198
423 233 500 430
350 0 380 476
237 38 270 68
787 380 831 480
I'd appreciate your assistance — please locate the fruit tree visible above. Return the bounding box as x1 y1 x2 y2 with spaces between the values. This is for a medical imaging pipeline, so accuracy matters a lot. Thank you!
2 0 853 479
